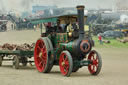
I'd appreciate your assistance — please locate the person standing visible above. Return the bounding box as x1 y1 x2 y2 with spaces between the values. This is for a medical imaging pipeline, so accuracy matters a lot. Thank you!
98 34 103 44
11 24 13 30
33 25 36 31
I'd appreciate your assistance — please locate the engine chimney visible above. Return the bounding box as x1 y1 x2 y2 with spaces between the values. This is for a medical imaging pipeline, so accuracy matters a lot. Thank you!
76 5 85 39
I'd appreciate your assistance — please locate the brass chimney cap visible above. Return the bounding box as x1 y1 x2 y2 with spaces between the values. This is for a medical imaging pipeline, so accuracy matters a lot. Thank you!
76 5 85 10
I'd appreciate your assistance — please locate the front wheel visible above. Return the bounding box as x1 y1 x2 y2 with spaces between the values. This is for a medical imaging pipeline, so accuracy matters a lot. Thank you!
59 51 73 77
88 50 102 75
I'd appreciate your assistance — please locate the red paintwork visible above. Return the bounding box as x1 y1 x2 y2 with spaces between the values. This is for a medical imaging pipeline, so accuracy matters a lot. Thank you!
88 51 98 74
34 39 47 72
59 52 69 76
80 40 90 53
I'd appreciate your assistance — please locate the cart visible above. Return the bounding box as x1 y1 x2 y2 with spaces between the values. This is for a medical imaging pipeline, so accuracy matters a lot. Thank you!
0 50 34 69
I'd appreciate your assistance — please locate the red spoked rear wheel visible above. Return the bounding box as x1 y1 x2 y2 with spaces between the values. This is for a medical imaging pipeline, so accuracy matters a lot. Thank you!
88 50 102 75
34 38 49 72
59 51 73 77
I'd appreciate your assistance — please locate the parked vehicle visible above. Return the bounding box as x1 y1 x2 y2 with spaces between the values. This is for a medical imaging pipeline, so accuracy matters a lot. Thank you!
98 30 124 38
0 20 8 32
122 29 128 37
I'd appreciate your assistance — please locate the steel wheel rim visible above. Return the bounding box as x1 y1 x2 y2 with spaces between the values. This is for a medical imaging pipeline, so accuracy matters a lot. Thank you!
34 39 47 72
59 53 69 75
88 51 99 74
12 56 19 69
13 57 16 65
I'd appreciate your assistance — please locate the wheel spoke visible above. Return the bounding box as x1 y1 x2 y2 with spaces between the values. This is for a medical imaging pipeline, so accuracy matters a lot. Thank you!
42 63 45 68
65 60 69 65
42 46 46 51
37 46 41 51
42 55 46 59
96 60 98 65
93 65 95 70
63 65 68 72
62 56 65 61
37 55 44 63
42 58 46 63
63 65 66 70
65 65 69 72
61 54 65 61
65 56 68 61
41 42 44 47
43 54 47 59
92 55 95 60
39 61 43 66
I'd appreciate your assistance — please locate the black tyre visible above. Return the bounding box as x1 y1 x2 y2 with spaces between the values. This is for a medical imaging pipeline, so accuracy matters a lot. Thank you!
45 37 54 73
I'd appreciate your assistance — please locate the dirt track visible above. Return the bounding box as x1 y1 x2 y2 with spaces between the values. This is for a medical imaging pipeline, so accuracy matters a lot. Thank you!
0 30 128 85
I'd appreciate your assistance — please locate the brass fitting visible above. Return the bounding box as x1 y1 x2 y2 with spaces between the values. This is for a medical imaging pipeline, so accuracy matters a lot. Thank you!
68 32 72 37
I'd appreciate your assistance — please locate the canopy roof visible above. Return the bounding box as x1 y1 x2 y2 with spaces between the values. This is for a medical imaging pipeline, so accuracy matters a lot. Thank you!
30 14 87 24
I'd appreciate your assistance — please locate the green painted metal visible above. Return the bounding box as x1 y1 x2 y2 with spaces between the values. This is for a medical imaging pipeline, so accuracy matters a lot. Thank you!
54 41 73 60
56 33 68 43
74 60 91 67
47 33 74 60
31 17 57 24
60 41 73 52
0 50 34 56
55 48 61 60
0 50 20 54
51 33 69 60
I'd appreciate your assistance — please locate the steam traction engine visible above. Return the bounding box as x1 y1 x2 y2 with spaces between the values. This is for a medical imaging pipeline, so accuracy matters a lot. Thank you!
34 6 102 76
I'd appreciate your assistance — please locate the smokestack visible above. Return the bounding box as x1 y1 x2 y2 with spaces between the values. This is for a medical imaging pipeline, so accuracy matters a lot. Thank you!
76 5 85 39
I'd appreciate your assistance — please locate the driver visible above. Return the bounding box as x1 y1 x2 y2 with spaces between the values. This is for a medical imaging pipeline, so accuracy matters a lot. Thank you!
66 22 78 32
66 23 74 32
56 20 63 33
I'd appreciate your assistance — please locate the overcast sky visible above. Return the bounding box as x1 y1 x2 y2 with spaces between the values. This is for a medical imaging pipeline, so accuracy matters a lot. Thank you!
0 0 123 12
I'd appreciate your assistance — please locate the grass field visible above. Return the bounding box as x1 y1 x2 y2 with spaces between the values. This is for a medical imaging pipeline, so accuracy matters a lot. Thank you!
92 36 128 48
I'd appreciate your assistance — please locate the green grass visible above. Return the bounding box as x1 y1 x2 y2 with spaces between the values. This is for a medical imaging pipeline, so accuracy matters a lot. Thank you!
92 36 128 48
